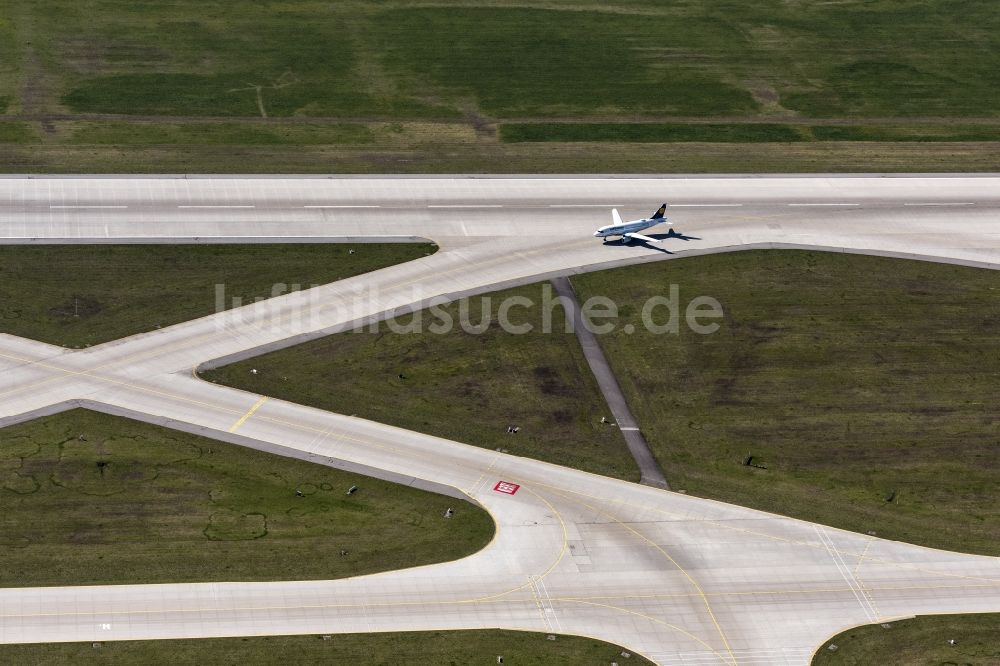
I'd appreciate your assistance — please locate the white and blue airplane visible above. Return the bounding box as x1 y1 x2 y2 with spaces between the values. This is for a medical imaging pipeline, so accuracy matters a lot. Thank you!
593 204 670 244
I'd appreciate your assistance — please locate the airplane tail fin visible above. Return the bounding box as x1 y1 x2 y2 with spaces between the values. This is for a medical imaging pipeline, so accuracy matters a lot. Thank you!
651 203 667 219
611 208 623 226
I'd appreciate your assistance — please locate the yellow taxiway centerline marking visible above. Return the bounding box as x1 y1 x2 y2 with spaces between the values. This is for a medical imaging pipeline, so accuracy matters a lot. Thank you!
228 396 268 432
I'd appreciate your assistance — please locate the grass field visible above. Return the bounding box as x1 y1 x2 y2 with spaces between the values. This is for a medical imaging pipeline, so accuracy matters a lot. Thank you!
0 629 653 666
203 285 639 482
0 243 433 347
2 1 1000 172
501 122 1000 143
0 409 493 587
812 614 1000 665
204 251 1000 553
573 251 1000 555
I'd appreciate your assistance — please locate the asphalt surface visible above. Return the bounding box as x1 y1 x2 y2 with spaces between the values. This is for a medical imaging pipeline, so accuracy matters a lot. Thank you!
1 176 999 665
550 276 669 489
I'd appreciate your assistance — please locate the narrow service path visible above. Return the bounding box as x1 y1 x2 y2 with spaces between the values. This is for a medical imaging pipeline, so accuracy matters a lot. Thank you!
551 276 669 489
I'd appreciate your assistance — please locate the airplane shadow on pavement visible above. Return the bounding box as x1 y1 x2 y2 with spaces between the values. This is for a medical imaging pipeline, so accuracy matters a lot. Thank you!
610 228 701 254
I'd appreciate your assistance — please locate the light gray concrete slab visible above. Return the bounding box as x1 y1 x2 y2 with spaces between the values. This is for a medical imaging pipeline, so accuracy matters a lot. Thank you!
0 177 998 665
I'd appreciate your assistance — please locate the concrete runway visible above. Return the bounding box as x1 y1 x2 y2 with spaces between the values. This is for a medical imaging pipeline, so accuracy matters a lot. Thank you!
1 176 999 665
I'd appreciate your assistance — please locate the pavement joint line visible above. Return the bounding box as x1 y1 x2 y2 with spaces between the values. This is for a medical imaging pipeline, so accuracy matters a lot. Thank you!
527 577 554 633
554 581 1000 602
537 574 563 633
854 536 876 575
228 395 269 432
465 450 502 495
814 525 880 622
5 580 996 622
560 599 734 665
534 479 1000 585
543 485 738 666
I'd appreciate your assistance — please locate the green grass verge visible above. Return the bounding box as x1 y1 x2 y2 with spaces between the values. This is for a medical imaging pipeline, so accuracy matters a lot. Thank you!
203 286 639 482
4 141 1000 174
0 629 653 665
5 1 1000 171
810 124 1000 142
500 123 807 143
0 243 433 347
0 122 36 142
812 614 1000 665
10 1 992 119
371 7 755 118
572 251 1000 555
501 122 1000 143
0 409 493 587
66 122 376 145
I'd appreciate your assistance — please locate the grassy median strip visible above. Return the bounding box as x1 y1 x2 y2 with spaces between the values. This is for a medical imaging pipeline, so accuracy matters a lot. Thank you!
203 285 639 482
500 122 1000 143
573 250 1000 555
500 123 808 143
3 1 1000 172
0 630 653 665
34 2 997 120
812 614 1000 665
0 243 434 348
0 409 493 587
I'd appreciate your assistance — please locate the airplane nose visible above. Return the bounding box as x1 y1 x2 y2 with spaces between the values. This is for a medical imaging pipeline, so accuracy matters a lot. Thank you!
593 231 601 237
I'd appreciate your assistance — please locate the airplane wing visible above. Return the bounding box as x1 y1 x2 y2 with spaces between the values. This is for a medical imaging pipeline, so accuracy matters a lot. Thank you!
611 208 623 226
624 232 662 244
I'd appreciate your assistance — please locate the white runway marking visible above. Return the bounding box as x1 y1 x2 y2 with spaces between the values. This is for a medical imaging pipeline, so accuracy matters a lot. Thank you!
427 204 503 208
814 525 879 622
669 203 743 207
303 205 381 208
904 202 975 206
49 205 127 209
177 205 256 209
549 204 622 208
788 203 860 207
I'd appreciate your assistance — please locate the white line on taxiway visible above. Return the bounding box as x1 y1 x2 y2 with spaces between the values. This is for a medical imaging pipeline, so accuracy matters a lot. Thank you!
904 202 975 206
427 204 504 208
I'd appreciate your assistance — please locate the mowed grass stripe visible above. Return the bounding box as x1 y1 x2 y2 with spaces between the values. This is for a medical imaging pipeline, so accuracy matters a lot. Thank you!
500 123 1000 143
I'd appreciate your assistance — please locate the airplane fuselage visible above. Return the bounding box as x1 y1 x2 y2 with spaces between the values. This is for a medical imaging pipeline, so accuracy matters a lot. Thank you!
593 218 660 239
594 204 669 244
